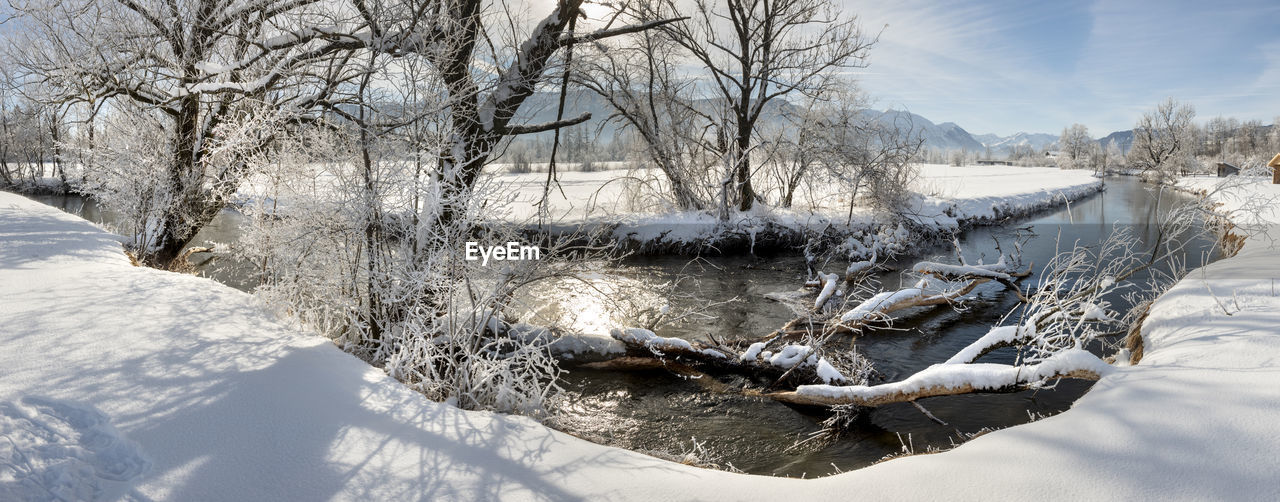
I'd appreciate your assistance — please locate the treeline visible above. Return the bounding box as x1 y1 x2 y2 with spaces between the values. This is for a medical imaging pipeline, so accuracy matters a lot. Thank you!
1056 99 1279 178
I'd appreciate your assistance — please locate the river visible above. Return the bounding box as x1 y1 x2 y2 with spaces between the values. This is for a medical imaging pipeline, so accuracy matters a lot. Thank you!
24 176 1219 477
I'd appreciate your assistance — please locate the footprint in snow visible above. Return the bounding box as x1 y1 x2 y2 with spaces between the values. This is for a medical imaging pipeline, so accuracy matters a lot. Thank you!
1 396 150 501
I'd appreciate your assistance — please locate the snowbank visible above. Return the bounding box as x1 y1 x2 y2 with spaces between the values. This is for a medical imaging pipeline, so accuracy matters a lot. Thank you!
492 164 1103 252
4 184 1280 500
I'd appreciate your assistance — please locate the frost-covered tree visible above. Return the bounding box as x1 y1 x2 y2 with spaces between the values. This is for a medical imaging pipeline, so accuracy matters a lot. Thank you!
7 0 664 266
1129 98 1196 183
1056 123 1092 170
654 0 877 211
577 6 721 211
808 89 923 216
1104 139 1126 172
7 0 374 264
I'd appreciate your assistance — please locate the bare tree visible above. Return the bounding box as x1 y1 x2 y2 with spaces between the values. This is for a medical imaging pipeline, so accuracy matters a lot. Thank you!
7 0 672 266
1056 123 1092 170
808 94 923 217
656 0 877 211
1104 139 1126 173
7 0 375 264
1130 97 1196 183
577 5 719 211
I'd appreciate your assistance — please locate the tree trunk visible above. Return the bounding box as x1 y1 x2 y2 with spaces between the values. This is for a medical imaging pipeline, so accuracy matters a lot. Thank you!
146 97 212 268
734 129 755 211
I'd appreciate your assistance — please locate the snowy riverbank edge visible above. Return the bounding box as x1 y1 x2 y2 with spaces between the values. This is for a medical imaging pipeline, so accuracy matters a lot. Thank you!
2 182 1278 500
507 166 1105 254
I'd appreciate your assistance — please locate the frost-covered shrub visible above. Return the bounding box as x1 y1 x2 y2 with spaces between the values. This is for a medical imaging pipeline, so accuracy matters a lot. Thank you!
78 108 181 258
237 123 600 417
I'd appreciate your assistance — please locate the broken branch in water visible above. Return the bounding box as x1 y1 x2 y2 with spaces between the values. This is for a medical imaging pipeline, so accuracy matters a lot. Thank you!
767 349 1108 408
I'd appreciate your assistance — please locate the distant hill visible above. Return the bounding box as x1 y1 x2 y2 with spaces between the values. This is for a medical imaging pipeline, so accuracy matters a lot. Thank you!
1097 130 1134 152
858 110 986 152
509 91 622 141
978 132 1059 154
505 92 1096 158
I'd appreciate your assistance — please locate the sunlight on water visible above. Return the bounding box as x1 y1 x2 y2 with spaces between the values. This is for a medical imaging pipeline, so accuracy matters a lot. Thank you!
519 272 671 336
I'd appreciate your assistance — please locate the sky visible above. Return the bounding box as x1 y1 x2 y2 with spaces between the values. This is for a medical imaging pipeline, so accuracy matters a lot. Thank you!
6 0 1276 139
836 0 1280 136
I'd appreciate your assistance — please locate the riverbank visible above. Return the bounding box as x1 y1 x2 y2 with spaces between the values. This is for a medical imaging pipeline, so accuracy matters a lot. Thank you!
2 179 1279 500
495 164 1104 254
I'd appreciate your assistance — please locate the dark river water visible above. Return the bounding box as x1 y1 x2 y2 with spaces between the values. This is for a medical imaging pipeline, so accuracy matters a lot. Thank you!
25 177 1218 477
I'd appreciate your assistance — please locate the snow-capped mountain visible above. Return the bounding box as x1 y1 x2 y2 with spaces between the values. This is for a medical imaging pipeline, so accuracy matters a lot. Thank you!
509 93 1080 157
979 132 1059 153
860 110 986 152
1097 129 1134 152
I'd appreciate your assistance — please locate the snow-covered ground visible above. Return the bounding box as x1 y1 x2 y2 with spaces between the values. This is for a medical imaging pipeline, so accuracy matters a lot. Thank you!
3 176 1280 500
491 164 1103 247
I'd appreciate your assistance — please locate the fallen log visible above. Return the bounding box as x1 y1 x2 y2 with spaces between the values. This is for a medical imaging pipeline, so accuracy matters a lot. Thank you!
767 349 1108 408
599 328 862 387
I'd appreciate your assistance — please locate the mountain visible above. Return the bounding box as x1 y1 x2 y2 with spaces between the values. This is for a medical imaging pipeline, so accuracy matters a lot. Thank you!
509 93 1067 157
979 132 1059 154
509 91 622 140
1097 130 1134 152
509 91 805 142
860 110 986 152
972 133 1002 146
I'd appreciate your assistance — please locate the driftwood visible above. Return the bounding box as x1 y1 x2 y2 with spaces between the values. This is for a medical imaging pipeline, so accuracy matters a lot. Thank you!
762 261 1035 343
766 368 1103 408
580 357 738 394
558 259 1038 396
597 328 840 386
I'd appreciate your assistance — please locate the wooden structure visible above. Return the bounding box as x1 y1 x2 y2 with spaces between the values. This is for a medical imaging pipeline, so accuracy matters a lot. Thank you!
1217 162 1240 177
1270 153 1280 184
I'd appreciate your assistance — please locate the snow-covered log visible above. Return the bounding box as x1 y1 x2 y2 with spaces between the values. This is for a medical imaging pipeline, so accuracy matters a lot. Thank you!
913 261 1013 280
507 324 625 363
943 323 1036 365
597 328 864 387
913 260 1033 301
814 272 840 309
768 349 1110 407
835 279 989 326
610 328 731 359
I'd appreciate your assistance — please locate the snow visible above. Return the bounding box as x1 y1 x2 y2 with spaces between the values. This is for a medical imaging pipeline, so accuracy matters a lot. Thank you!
839 288 923 322
797 349 1111 401
1078 302 1111 322
4 176 1280 500
768 345 813 369
1 397 151 501
943 324 1028 364
813 272 839 309
507 323 624 361
913 261 1013 280
486 164 1103 249
740 342 767 362
1098 275 1116 291
814 358 846 384
844 259 874 276
609 327 694 352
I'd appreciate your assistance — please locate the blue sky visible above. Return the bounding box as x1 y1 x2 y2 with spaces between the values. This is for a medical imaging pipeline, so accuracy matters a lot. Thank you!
838 0 1280 136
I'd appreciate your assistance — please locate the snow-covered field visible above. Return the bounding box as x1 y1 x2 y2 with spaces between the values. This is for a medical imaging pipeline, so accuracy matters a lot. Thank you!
492 164 1103 246
3 176 1280 500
